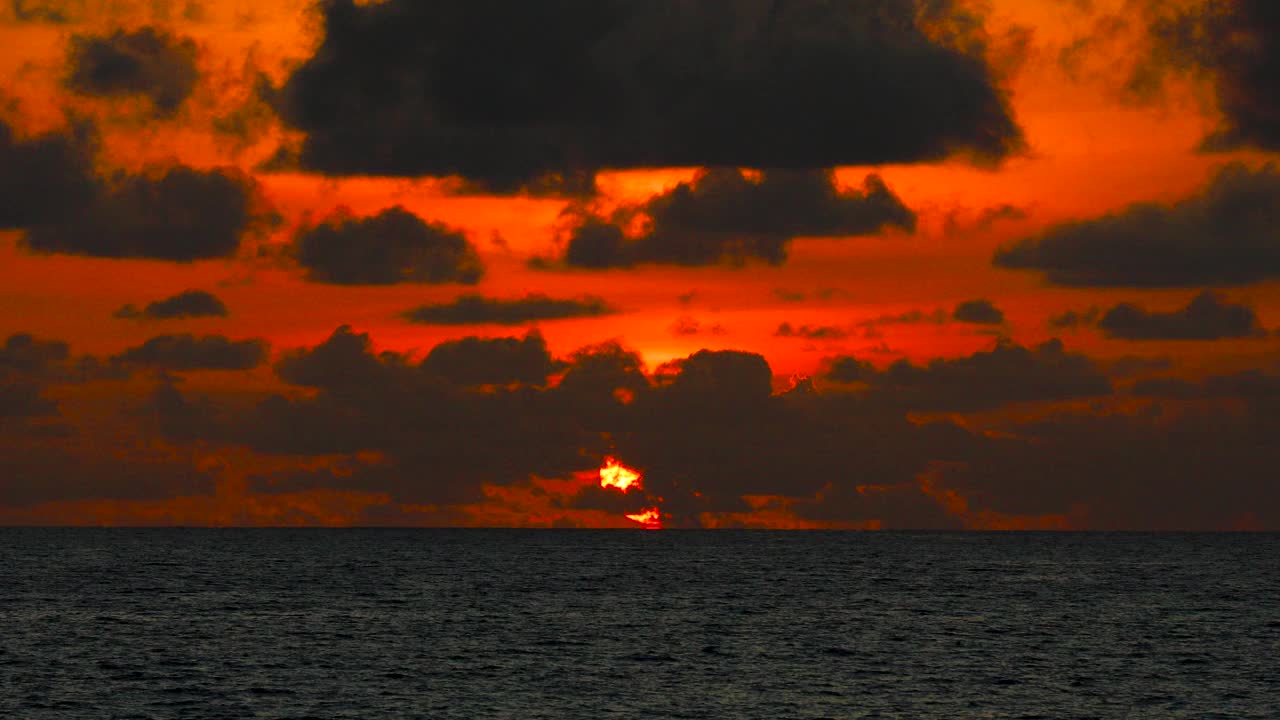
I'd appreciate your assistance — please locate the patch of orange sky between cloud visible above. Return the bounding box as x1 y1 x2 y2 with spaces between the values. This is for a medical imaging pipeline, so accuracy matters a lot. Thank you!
598 457 662 529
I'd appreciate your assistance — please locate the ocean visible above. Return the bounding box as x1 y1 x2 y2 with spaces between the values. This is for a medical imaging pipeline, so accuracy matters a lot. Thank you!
2 530 1277 719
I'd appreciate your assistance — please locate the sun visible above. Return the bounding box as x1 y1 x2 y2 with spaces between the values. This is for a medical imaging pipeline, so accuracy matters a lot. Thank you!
599 456 641 491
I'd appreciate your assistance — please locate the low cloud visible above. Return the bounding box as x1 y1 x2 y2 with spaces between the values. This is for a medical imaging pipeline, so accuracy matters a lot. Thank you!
116 334 268 371
1099 291 1266 340
115 289 228 320
994 163 1280 287
823 338 1112 412
0 119 98 230
952 299 1005 325
404 294 614 325
276 0 1022 190
65 27 199 116
1138 0 1280 152
560 169 915 268
23 165 267 261
774 323 850 340
421 332 558 387
294 207 483 285
670 316 726 337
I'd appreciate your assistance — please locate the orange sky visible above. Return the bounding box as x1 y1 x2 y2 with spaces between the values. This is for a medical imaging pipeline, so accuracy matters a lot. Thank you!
1 0 1278 529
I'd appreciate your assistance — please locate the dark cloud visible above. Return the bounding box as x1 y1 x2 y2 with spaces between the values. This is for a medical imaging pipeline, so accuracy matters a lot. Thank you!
774 323 851 340
1134 368 1280 400
952 298 1004 325
139 324 1280 528
0 119 98 229
274 325 405 394
404 294 614 326
116 334 267 371
24 165 266 261
1049 307 1100 329
1099 291 1266 340
823 338 1112 412
421 332 558 387
562 169 915 268
114 289 228 320
0 380 57 419
276 0 1022 190
65 27 199 116
294 207 483 285
670 316 727 337
2 118 269 261
0 440 216 506
1139 0 1280 152
857 308 949 328
772 288 848 303
0 333 70 374
944 203 1027 235
6 0 73 22
993 163 1280 287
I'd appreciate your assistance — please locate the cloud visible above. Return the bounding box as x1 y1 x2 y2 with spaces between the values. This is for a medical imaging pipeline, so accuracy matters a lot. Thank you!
670 316 726 337
952 298 1005 325
0 119 98 230
276 0 1022 190
132 325 1280 529
0 380 57 419
404 294 614 325
774 323 850 340
561 169 915 268
1098 291 1266 340
294 207 483 285
116 334 268 371
23 165 267 261
2 119 270 261
0 333 70 374
65 27 199 116
1049 307 1100 329
421 332 558 387
857 308 950 328
772 287 847 303
994 163 1280 286
1139 0 1280 152
823 338 1112 412
5 0 73 23
114 289 228 320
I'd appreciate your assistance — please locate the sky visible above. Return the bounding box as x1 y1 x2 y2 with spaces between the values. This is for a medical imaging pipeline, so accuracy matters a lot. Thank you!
1 0 1279 529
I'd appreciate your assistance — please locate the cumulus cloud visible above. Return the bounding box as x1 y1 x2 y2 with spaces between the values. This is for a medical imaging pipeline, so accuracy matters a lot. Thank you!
421 332 558 387
1137 0 1280 152
994 163 1280 287
1049 307 1100 329
65 27 199 116
116 334 268 371
561 169 915 268
275 0 1022 190
24 165 267 261
670 316 726 337
774 323 851 340
114 289 228 320
404 294 614 325
1099 291 1266 340
294 207 483 285
0 119 98 229
952 298 1005 325
134 325 1280 529
3 119 269 261
0 380 57 419
823 338 1112 412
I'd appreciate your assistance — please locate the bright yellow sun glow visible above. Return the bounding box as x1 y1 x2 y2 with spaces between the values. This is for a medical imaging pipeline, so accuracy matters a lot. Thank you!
625 507 662 529
599 457 642 492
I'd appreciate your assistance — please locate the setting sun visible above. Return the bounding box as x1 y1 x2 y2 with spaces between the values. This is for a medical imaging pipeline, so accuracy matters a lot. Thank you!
599 457 642 492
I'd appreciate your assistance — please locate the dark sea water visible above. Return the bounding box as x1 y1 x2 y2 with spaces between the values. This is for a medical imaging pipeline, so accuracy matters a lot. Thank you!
2 530 1278 719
